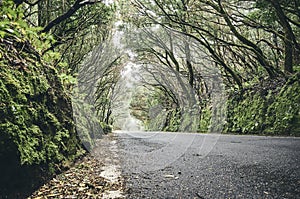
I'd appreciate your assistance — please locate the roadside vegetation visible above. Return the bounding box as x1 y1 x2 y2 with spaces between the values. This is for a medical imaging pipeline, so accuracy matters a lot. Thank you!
0 0 114 197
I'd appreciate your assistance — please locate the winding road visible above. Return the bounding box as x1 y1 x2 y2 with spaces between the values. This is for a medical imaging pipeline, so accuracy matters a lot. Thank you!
109 131 300 199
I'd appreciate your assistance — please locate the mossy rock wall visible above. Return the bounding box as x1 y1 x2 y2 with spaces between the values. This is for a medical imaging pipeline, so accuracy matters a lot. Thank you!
224 74 300 136
0 41 84 195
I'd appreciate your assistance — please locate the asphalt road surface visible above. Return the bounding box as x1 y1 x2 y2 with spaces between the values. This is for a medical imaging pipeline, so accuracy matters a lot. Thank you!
113 131 300 199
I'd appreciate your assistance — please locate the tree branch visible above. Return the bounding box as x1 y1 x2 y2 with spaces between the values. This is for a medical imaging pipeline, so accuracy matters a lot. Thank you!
42 0 99 33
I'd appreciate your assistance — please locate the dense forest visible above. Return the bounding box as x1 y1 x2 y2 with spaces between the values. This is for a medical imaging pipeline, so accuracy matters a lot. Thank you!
0 0 299 197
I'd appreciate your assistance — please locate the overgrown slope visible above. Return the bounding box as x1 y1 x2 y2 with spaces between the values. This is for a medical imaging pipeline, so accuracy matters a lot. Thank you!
0 1 84 197
225 75 300 136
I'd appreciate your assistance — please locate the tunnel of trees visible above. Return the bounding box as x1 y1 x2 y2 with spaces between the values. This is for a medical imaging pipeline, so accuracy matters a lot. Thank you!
0 0 299 197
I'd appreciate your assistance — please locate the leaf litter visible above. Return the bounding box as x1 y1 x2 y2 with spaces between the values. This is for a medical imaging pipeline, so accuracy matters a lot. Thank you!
29 139 124 199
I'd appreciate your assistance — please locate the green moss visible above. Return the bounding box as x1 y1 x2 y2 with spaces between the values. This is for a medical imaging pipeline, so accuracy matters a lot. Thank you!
225 74 300 136
1 33 82 178
265 78 300 135
164 109 181 132
233 93 265 133
198 106 212 132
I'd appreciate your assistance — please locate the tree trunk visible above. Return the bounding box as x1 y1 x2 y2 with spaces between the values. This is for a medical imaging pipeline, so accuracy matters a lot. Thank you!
268 0 298 73
184 38 194 87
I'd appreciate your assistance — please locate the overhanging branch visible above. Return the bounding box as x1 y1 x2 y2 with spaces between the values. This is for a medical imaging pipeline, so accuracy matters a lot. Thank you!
42 0 100 33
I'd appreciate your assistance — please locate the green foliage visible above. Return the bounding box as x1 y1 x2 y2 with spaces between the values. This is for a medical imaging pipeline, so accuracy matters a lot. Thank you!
249 1 277 25
0 0 85 173
0 0 58 65
265 74 300 135
198 105 212 132
225 74 300 135
0 1 23 39
59 72 77 91
226 93 266 133
100 122 113 134
164 109 181 132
